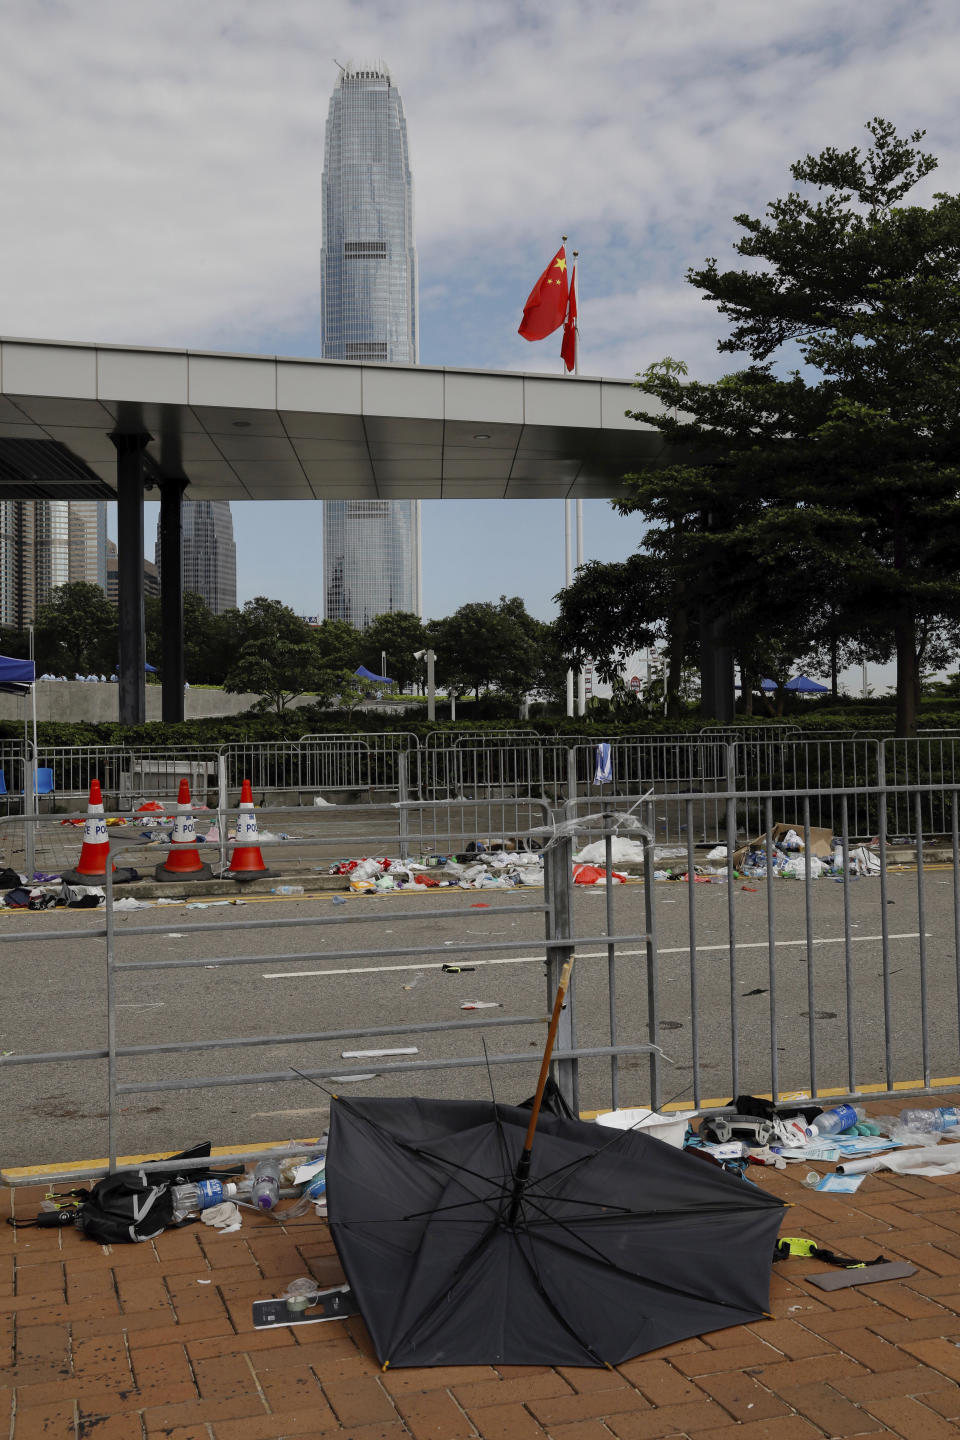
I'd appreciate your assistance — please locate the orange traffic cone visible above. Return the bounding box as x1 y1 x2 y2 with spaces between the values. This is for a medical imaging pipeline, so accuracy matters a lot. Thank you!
62 779 114 884
226 779 274 881
154 779 212 882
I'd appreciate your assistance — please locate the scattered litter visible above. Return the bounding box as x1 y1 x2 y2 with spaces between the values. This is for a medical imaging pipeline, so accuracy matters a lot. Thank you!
402 973 426 991
461 1000 502 1009
166 933 185 939
329 1073 377 1082
200 1202 242 1233
112 897 152 911
813 1173 864 1194
313 796 334 806
442 964 476 973
470 903 490 909
332 896 348 905
341 1047 418 1059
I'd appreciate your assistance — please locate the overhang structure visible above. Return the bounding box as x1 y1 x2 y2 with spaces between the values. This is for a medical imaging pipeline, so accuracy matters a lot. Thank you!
0 337 718 725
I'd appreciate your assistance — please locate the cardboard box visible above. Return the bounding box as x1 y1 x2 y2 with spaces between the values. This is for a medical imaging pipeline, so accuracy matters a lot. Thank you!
733 822 833 871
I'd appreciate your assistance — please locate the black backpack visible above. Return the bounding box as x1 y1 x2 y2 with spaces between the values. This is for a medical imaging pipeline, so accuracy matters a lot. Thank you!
76 1143 242 1243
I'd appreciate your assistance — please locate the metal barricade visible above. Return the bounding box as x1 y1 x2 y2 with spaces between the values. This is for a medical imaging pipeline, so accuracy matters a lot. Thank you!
0 801 655 1179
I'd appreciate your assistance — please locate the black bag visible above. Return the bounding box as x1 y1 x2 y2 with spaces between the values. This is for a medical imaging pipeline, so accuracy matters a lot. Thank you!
76 1142 241 1243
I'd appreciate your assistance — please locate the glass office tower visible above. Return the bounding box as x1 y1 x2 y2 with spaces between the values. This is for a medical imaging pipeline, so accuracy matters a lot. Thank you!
321 62 422 626
154 501 237 616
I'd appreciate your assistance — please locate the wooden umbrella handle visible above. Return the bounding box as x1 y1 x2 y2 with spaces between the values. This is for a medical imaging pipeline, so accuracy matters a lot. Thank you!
522 959 575 1153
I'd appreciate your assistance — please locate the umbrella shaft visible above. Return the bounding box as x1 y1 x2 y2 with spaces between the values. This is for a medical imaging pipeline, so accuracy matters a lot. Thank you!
506 1149 532 1225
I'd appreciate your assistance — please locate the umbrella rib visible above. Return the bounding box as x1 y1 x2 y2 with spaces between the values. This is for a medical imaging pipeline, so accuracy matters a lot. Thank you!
379 1215 503 1368
512 1223 610 1367
519 1191 766 1316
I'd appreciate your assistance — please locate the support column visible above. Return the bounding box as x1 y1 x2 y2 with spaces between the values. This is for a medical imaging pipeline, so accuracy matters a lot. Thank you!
113 432 150 726
159 477 186 722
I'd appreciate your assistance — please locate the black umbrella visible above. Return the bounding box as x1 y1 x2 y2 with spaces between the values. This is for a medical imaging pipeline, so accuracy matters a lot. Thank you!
325 961 785 1370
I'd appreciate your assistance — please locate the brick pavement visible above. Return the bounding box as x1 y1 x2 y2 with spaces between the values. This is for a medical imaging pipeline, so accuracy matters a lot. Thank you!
6 1125 960 1439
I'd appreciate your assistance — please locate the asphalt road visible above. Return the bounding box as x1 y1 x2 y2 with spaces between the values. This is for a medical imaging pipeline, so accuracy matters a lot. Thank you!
2 868 957 1170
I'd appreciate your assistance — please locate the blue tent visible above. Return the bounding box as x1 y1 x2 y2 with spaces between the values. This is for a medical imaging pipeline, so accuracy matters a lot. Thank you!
785 674 829 693
355 665 393 685
0 655 35 696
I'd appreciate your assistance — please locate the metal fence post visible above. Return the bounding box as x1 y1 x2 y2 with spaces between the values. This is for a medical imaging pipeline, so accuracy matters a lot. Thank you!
217 753 229 873
24 749 35 880
642 800 662 1110
398 751 410 860
566 747 578 814
544 829 578 1113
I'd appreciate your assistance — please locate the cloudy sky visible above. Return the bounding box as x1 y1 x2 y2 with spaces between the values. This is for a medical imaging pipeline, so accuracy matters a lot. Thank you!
2 0 959 654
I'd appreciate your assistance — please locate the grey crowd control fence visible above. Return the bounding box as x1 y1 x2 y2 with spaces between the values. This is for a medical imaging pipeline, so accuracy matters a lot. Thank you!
5 772 960 1184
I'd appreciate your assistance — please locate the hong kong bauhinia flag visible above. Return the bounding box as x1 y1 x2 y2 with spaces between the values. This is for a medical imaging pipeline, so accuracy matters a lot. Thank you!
561 264 577 372
518 245 569 341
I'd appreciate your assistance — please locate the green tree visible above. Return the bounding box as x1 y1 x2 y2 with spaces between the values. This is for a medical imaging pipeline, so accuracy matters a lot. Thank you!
357 611 426 692
428 597 542 701
312 619 361 673
224 597 330 713
144 592 238 684
35 582 116 675
630 118 960 736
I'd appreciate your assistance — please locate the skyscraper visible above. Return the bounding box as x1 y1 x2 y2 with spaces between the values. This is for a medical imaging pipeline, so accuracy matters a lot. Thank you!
0 500 106 627
321 62 422 627
154 501 237 615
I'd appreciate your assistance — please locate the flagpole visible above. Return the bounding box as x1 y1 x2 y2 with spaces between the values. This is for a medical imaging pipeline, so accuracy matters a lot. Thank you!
559 235 574 717
572 250 585 716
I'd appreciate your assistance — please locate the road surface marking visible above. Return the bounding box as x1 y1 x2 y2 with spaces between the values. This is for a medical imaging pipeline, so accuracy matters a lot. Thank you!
262 932 925 980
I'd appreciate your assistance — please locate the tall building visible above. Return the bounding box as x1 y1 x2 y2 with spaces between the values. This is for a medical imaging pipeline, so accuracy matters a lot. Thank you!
106 539 159 605
0 500 107 627
154 500 237 615
321 62 422 627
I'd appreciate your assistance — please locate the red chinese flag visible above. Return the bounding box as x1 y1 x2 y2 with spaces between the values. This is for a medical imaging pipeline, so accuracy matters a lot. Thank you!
518 245 569 341
561 265 577 372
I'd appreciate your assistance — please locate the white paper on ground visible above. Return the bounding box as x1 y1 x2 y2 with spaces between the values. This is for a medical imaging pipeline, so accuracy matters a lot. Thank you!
839 1144 960 1177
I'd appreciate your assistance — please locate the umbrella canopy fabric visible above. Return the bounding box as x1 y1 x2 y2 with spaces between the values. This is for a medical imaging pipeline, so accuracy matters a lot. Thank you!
785 674 829 693
0 654 35 696
355 664 392 684
326 1096 785 1369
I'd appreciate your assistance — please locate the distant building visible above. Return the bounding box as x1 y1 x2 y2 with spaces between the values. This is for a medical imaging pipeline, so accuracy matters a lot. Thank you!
0 499 107 627
155 501 236 615
321 62 422 628
106 539 159 605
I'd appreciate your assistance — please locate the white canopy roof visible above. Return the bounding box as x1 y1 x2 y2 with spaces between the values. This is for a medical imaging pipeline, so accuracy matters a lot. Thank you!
0 336 667 501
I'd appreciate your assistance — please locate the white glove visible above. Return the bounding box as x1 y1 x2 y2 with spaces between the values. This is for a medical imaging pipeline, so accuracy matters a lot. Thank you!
200 1202 242 1233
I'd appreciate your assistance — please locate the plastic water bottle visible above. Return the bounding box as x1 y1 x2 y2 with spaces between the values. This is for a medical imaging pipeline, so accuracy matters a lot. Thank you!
270 885 304 895
251 1159 282 1210
899 1106 960 1134
171 1179 237 1222
806 1104 865 1138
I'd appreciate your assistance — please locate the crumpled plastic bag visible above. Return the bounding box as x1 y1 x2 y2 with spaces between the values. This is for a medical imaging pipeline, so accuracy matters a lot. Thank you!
782 854 826 879
781 829 805 851
573 864 627 885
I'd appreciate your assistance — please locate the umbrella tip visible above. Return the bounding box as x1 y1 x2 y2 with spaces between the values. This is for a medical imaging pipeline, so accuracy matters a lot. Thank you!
381 1361 390 1372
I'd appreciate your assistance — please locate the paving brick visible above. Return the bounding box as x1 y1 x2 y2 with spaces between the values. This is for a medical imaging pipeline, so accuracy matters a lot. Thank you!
256 1361 330 1416
394 1389 475 1438
694 1371 791 1423
209 1409 344 1439
835 1366 957 1403
798 1305 896 1337
604 1399 734 1438
829 1324 911 1372
117 1273 172 1314
897 1335 960 1382
616 1359 704 1407
381 1364 500 1396
454 1373 572 1410
872 1315 960 1344
9 1400 78 1440
556 1367 632 1394
127 1317 235 1351
777 1380 872 1436
322 1375 398 1426
141 1394 265 1432
14 1322 71 1374
670 1342 782 1377
922 1388 960 1420
192 1354 259 1402
863 1393 960 1438
131 1341 197 1405
546 1424 618 1440
686 1419 822 1440
746 1353 866 1390
745 1318 832 1359
472 1402 548 1439
527 1389 658 1427
330 1426 407 1440
70 1415 144 1439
